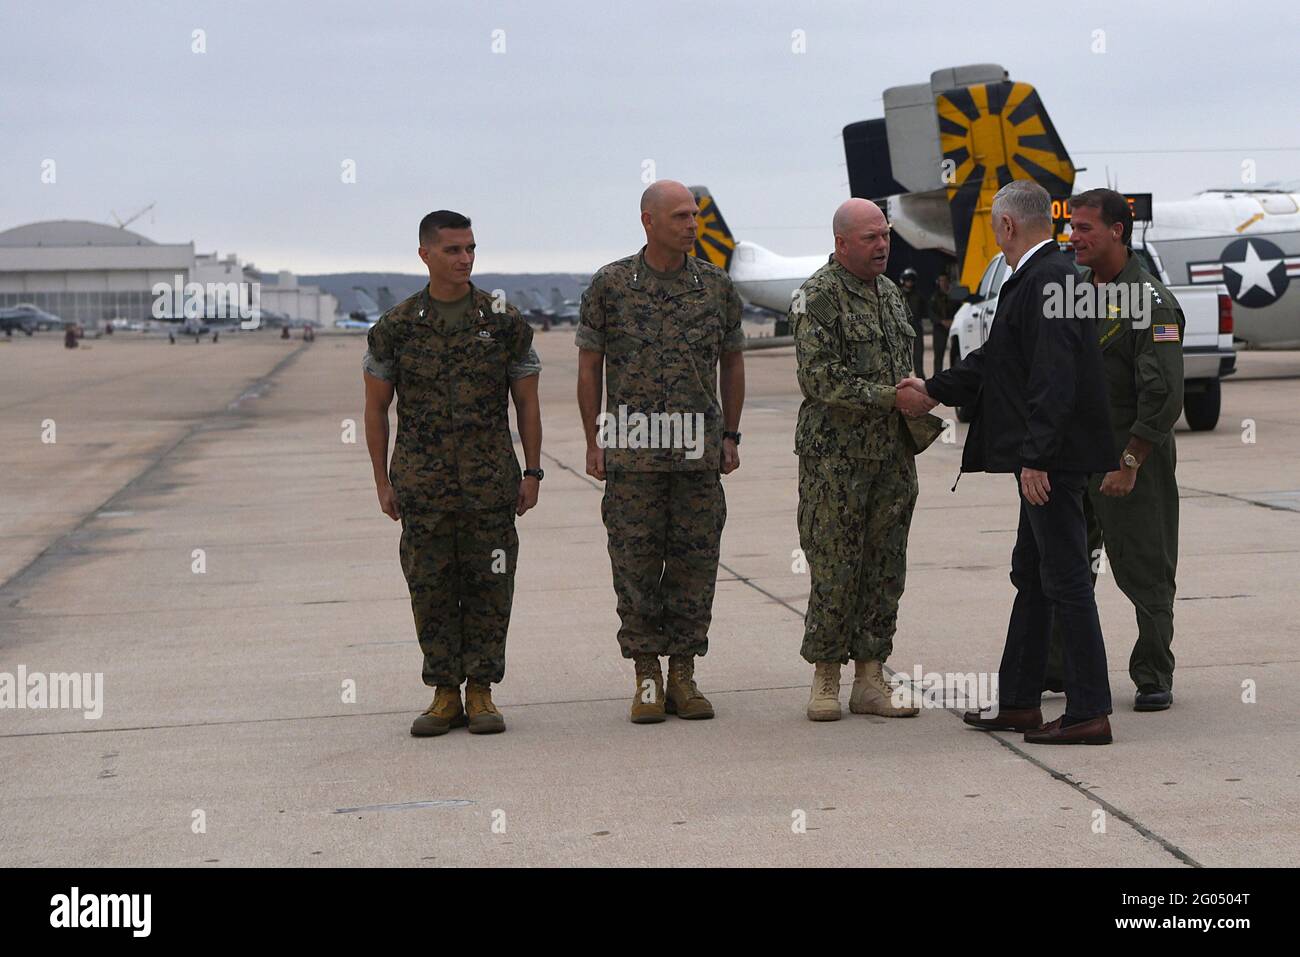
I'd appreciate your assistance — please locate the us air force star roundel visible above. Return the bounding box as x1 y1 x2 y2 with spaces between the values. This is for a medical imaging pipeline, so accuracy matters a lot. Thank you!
1188 238 1295 308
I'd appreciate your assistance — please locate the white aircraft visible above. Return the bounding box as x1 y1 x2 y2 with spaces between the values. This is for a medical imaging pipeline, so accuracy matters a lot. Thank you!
1127 186 1300 348
690 187 824 314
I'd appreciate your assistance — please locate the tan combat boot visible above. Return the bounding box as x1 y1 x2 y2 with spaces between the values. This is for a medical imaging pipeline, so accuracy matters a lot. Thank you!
806 661 843 721
665 655 715 720
850 660 919 717
464 680 506 734
630 654 666 724
410 685 468 737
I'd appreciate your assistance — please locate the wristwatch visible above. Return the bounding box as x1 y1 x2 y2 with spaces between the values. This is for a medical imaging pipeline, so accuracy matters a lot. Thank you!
523 468 545 481
723 431 742 445
1121 452 1139 470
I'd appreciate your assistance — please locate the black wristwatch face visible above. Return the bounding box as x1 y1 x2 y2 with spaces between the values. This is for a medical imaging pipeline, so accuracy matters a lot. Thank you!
524 468 544 481
723 431 741 446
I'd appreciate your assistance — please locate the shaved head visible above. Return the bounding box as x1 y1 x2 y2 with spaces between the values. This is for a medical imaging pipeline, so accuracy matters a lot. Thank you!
641 179 693 214
832 198 886 239
639 180 699 267
832 199 891 280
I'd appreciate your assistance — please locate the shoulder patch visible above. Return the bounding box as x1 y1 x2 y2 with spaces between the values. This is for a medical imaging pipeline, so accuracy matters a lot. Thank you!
1152 322 1181 343
802 283 841 328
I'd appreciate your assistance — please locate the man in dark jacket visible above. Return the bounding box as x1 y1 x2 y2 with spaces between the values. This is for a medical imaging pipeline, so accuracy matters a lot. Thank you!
895 180 1119 745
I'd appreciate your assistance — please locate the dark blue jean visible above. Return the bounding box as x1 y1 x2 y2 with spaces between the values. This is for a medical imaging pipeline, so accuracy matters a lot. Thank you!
999 470 1113 719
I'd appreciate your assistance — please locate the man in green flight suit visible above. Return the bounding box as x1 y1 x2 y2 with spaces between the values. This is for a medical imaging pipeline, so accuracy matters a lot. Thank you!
363 210 544 737
1045 188 1183 711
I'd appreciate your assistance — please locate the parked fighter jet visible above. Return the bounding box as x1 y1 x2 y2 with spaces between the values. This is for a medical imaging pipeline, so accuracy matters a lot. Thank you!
0 303 67 335
335 286 382 330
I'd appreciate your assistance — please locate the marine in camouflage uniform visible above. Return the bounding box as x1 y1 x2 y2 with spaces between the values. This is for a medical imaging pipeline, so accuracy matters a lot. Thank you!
364 284 540 693
578 249 744 662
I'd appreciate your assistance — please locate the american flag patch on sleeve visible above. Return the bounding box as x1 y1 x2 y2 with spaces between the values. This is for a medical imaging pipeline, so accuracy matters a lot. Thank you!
1152 323 1180 342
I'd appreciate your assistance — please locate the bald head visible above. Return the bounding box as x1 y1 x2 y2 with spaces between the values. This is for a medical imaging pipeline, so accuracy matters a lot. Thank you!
641 180 693 214
832 198 886 239
832 199 891 280
640 180 700 265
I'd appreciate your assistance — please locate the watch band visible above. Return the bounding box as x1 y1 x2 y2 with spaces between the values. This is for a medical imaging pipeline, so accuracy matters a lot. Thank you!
723 431 742 445
523 468 544 481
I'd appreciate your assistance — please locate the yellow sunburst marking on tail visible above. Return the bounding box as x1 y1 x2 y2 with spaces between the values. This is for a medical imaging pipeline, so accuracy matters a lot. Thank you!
937 81 1075 290
693 194 736 270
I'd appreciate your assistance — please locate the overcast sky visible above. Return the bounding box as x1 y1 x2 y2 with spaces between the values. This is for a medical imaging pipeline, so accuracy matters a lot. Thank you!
4 0 1297 274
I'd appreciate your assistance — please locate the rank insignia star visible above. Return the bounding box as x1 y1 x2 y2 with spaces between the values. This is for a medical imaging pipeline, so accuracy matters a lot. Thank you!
1188 237 1295 307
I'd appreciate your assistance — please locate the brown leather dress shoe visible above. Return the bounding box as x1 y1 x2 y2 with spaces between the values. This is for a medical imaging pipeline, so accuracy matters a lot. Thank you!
1023 714 1112 745
962 706 1043 732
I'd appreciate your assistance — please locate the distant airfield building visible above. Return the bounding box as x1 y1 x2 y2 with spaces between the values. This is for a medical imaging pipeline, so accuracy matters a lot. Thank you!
0 220 335 328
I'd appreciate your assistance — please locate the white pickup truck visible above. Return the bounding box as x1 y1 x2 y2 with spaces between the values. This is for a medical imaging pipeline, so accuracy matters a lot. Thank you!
947 242 1237 430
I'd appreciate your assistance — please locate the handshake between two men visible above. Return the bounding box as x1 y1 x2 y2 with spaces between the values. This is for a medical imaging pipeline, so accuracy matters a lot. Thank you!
893 376 1052 506
894 377 936 419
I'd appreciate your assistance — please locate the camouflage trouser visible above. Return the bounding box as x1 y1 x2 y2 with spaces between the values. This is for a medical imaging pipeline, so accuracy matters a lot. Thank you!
798 447 918 664
600 470 726 658
399 506 518 687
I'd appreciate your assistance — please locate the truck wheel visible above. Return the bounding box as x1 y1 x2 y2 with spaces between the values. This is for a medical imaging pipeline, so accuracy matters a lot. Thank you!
1184 380 1221 431
951 341 973 422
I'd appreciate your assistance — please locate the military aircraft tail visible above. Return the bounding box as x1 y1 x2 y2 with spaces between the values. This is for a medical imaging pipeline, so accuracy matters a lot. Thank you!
937 79 1075 290
843 65 1076 291
376 286 395 311
688 186 737 272
352 287 380 315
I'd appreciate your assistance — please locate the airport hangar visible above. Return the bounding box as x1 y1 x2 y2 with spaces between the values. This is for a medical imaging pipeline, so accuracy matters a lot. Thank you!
0 219 336 328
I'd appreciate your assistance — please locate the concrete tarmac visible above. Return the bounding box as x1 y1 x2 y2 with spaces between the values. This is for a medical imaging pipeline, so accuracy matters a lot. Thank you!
1 329 1296 867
